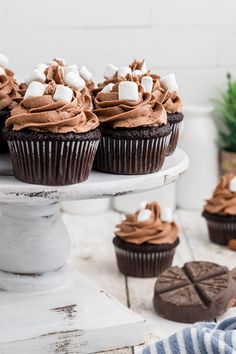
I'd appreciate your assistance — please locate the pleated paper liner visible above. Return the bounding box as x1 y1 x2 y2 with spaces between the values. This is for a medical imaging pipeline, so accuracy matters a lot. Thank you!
166 112 184 156
203 211 236 246
113 236 180 278
3 128 101 186
0 109 10 153
94 124 171 175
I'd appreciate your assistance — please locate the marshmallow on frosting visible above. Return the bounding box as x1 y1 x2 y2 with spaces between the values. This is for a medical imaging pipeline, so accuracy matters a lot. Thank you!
132 69 143 77
104 64 118 80
160 207 173 223
53 84 73 103
118 81 139 101
24 81 47 99
141 76 153 93
137 209 152 222
64 64 79 77
118 66 132 77
64 72 85 90
79 65 92 81
101 83 114 93
25 69 46 85
160 74 178 92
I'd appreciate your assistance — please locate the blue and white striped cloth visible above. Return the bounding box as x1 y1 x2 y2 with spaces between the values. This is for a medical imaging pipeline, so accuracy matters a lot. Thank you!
141 317 236 354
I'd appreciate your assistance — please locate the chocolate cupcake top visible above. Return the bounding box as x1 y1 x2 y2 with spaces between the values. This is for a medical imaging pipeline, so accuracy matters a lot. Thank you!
94 82 167 128
115 202 178 245
0 69 20 110
204 174 236 215
5 81 99 134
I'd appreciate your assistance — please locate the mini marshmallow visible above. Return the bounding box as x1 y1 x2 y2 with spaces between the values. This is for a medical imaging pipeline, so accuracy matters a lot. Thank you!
139 201 147 210
26 69 46 84
0 54 9 68
118 66 131 77
160 74 178 92
53 84 73 103
132 69 143 77
160 207 173 223
137 209 152 222
141 76 153 93
229 177 236 192
0 67 5 75
101 83 114 93
104 64 118 80
24 81 47 99
141 61 147 73
118 81 139 101
64 72 85 90
64 64 79 76
35 63 49 72
79 65 92 81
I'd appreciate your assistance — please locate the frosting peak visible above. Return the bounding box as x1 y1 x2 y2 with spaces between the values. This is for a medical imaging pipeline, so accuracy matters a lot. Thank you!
115 202 178 245
204 173 236 215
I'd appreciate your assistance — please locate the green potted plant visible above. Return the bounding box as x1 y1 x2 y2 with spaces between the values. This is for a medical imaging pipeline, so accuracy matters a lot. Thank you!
214 73 236 174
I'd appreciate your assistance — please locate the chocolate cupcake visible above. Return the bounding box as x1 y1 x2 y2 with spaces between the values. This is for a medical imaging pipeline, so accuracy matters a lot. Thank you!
202 173 236 246
0 54 20 153
113 201 179 278
3 72 100 185
93 81 171 174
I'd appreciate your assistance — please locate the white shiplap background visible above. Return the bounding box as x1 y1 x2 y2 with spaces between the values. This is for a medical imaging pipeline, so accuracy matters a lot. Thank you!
1 0 236 105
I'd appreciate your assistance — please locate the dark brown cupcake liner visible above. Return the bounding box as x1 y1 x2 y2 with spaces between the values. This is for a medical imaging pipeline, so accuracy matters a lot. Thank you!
3 129 101 185
0 109 10 153
94 125 171 175
113 236 179 278
166 112 184 156
202 210 236 245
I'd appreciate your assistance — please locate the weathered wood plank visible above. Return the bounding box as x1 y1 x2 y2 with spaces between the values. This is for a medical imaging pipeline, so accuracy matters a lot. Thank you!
63 210 134 353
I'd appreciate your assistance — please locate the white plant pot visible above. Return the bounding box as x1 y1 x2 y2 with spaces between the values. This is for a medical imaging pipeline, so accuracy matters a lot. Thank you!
62 198 110 215
112 182 176 214
177 105 219 210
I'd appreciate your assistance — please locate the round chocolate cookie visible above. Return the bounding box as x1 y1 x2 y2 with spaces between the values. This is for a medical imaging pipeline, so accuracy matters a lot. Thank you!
153 261 236 323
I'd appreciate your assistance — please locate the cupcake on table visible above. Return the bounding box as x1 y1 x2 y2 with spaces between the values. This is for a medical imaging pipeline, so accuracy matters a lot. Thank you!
202 173 236 246
0 54 20 153
93 63 171 175
3 58 101 186
113 201 179 278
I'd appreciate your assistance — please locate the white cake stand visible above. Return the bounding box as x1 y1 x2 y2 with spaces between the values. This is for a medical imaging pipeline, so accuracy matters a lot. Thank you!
0 148 189 354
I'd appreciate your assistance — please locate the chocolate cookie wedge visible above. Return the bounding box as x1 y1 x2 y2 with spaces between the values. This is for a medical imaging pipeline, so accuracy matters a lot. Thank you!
153 261 236 323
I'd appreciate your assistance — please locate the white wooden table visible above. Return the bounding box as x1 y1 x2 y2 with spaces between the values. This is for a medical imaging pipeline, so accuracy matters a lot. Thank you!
65 207 236 353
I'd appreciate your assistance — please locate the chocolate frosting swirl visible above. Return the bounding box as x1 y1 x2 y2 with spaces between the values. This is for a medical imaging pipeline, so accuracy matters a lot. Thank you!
153 89 182 114
115 202 178 245
204 174 236 215
0 69 20 110
5 81 99 134
94 83 167 128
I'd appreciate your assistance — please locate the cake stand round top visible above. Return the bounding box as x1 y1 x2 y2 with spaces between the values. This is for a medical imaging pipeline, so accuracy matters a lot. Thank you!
0 148 189 202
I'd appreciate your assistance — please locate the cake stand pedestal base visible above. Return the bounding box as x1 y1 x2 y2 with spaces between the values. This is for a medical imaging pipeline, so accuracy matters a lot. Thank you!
0 270 143 354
